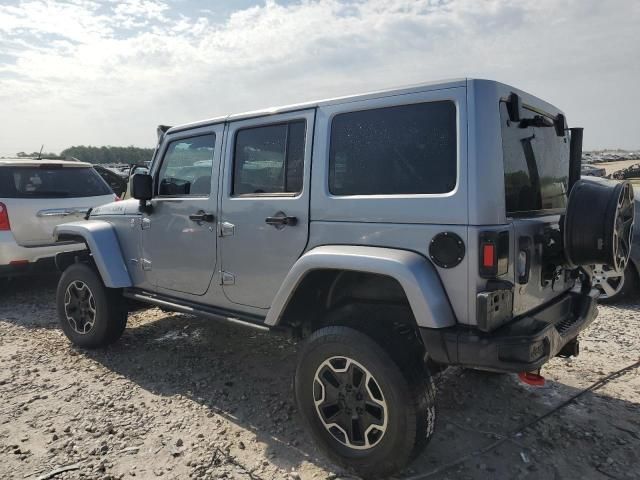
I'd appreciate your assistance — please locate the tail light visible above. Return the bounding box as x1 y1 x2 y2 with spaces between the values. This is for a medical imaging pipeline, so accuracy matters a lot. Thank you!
0 202 10 231
482 243 496 270
477 230 513 331
479 231 509 278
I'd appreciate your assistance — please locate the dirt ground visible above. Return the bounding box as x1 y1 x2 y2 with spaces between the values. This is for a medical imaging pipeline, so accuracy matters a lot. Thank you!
1 275 639 480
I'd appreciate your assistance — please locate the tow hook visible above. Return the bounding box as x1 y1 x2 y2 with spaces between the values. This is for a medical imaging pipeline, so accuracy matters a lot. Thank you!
518 370 545 386
557 339 580 358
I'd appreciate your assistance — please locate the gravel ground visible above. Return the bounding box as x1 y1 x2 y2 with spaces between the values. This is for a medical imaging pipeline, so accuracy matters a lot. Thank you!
1 275 639 480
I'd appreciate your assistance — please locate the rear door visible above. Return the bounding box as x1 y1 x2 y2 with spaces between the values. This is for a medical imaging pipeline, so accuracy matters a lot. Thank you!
500 101 573 315
0 164 115 246
219 110 314 309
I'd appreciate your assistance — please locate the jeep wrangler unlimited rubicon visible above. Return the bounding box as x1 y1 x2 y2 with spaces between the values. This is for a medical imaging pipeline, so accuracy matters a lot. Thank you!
53 79 634 478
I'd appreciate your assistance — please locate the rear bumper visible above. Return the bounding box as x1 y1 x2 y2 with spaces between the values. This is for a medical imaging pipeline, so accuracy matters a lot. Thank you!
0 257 58 277
0 231 83 277
420 289 598 372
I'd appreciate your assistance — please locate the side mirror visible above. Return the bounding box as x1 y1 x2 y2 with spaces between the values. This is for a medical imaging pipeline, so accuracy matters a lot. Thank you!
132 173 153 201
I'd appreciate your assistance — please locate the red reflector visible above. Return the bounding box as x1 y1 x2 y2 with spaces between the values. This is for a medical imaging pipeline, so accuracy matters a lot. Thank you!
482 243 495 268
0 202 10 231
518 371 545 386
9 260 29 266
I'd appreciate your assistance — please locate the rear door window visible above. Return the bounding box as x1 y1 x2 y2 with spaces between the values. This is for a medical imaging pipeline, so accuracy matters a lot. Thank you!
232 120 306 195
0 166 112 198
329 101 457 195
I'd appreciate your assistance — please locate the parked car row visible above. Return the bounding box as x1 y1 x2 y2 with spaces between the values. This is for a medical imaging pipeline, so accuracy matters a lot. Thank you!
93 165 128 198
583 151 640 163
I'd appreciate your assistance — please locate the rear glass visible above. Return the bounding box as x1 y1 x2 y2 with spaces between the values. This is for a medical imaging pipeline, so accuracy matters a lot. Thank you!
329 101 457 196
501 103 570 214
0 166 113 198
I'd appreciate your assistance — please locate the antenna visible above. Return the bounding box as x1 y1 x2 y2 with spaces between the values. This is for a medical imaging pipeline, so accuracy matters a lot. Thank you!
37 144 44 160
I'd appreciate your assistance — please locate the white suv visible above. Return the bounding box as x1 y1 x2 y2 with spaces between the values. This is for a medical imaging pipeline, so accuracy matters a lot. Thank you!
0 158 116 277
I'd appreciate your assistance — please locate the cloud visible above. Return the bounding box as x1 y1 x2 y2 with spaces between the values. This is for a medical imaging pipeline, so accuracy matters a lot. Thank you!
0 0 638 154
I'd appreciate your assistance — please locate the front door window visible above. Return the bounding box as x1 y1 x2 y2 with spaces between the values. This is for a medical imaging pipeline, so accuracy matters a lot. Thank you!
157 134 215 197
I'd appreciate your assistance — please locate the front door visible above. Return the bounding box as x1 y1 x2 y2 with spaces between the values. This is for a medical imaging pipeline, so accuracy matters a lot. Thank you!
220 110 314 309
142 125 223 295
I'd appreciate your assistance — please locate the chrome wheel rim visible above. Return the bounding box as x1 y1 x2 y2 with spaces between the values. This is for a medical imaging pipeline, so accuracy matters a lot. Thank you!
592 264 624 299
313 356 387 450
612 183 634 272
64 280 96 334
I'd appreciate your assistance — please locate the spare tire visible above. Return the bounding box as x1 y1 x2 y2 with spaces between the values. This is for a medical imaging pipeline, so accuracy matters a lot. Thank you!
564 178 634 273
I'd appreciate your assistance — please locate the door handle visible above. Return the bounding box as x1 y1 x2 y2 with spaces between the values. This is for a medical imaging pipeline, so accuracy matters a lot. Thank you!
189 211 215 223
265 215 297 227
37 207 89 217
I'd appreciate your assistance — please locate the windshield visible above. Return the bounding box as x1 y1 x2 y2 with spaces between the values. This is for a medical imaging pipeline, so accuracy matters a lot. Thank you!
0 166 113 198
500 102 570 215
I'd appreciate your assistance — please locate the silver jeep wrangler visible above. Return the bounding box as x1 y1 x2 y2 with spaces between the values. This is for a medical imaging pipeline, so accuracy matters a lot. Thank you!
54 79 634 478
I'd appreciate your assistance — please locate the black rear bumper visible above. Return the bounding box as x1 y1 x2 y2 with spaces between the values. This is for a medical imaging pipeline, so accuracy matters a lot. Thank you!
420 290 598 372
0 257 57 278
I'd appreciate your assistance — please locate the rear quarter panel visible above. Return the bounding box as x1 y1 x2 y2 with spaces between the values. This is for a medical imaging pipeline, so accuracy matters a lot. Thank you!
467 79 572 321
309 85 470 324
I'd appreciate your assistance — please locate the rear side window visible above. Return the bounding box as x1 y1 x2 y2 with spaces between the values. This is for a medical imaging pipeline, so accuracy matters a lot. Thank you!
329 101 457 196
233 120 306 195
0 166 112 198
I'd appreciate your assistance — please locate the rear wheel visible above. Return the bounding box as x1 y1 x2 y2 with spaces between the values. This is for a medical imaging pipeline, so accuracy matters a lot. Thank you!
294 326 435 478
56 263 127 348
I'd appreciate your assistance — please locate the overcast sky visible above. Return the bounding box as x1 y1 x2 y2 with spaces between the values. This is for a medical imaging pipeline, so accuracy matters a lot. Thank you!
0 0 638 156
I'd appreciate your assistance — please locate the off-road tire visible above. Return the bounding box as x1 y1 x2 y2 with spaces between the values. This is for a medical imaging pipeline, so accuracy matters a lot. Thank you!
56 263 127 348
294 326 436 478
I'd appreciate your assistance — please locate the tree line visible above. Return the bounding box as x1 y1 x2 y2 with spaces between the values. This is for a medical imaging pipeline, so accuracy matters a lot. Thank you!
14 146 154 165
60 146 154 165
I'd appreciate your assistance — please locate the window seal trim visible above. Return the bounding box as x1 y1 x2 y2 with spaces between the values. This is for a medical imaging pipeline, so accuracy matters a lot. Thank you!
230 192 301 199
506 207 566 218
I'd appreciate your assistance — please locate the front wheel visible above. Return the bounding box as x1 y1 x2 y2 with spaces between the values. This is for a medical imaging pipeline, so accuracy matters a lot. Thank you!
56 263 127 348
294 326 436 478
